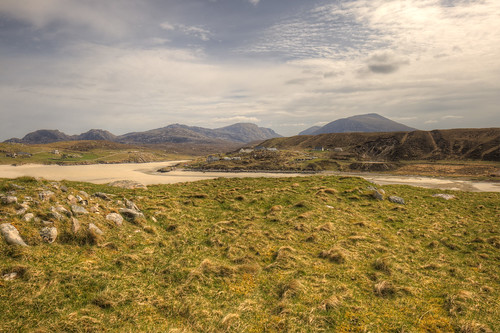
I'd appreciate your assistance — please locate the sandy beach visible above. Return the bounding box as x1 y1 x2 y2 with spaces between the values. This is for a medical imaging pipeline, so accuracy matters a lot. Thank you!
0 161 499 192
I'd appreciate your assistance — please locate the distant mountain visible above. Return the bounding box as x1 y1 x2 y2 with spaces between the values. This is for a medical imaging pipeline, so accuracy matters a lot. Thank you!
12 129 72 144
306 113 416 135
77 129 116 141
118 123 281 144
298 126 322 136
5 123 281 145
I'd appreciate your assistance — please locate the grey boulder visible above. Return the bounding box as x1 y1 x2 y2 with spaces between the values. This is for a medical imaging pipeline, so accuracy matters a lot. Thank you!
0 223 28 246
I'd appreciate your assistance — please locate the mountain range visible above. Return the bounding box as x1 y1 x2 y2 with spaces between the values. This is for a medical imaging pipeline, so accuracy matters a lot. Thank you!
5 123 282 145
299 113 416 135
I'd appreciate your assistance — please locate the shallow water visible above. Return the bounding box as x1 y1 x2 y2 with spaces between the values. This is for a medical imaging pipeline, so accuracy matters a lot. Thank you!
0 161 498 192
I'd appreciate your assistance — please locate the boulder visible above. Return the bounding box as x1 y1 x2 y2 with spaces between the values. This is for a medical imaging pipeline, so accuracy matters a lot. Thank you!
109 180 147 190
39 191 55 201
106 213 124 227
71 205 89 216
40 227 58 243
372 190 384 201
93 192 111 200
125 199 140 212
22 213 35 222
71 217 80 234
119 208 145 222
432 194 456 200
1 196 18 205
0 223 28 246
388 196 405 205
88 223 104 235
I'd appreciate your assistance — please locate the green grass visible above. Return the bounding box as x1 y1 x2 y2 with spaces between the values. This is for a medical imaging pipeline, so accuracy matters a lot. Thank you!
0 175 499 332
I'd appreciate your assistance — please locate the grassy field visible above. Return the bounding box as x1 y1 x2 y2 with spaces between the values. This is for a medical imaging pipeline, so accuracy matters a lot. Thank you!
0 175 499 332
0 141 190 165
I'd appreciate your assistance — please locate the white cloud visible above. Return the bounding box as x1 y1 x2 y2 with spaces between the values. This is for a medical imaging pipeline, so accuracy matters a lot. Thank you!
249 0 260 6
214 116 260 123
160 21 212 41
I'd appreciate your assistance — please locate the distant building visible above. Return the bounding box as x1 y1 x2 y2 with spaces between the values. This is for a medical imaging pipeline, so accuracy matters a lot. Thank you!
333 148 343 152
17 152 32 158
52 150 60 155
206 155 219 162
222 157 231 161
267 148 278 152
6 153 17 158
314 146 324 151
239 148 254 154
232 157 242 161
254 146 266 151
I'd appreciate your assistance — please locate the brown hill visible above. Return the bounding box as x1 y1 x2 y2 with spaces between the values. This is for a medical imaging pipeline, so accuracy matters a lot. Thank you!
259 128 500 161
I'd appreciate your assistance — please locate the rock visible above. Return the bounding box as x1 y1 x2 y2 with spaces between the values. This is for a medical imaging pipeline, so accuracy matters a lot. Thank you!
372 190 384 201
53 205 71 217
3 272 18 281
76 196 88 205
39 191 55 201
40 227 58 243
0 223 28 246
93 192 111 200
50 211 64 221
106 213 124 227
22 213 35 222
119 208 145 222
88 223 104 235
71 217 80 234
388 196 405 205
125 199 140 211
109 180 147 190
67 195 77 204
16 207 28 215
79 191 90 198
10 184 25 190
71 205 89 216
60 185 69 192
432 194 456 200
1 196 18 204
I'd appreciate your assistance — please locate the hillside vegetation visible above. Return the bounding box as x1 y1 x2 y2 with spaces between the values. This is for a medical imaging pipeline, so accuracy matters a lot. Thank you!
1 175 499 332
261 128 500 162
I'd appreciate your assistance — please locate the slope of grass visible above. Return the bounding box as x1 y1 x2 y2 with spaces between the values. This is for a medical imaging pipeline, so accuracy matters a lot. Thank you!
0 175 498 332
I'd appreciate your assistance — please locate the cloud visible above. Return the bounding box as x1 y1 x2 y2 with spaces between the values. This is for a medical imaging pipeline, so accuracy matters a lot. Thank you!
160 21 212 41
366 52 409 74
249 0 260 5
214 116 260 123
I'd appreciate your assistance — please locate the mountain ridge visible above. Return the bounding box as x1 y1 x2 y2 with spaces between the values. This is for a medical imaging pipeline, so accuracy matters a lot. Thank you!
5 123 282 145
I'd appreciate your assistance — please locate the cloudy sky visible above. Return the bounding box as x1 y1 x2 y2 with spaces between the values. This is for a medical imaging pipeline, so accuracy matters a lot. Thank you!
0 0 499 140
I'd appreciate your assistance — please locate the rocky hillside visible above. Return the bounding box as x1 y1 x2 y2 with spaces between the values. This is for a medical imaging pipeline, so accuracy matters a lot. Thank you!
300 113 416 135
261 128 500 161
5 123 281 145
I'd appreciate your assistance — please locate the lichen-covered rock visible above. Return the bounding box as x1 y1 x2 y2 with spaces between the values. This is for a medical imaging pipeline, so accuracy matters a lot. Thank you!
71 217 80 234
40 227 58 243
22 213 35 222
432 194 456 200
39 191 55 201
71 205 89 216
106 213 123 227
1 196 18 204
388 196 405 205
88 223 104 235
119 208 145 222
372 190 384 201
0 223 28 246
125 199 140 212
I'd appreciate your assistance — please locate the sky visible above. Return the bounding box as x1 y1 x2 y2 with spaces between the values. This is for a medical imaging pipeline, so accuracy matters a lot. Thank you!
0 0 499 140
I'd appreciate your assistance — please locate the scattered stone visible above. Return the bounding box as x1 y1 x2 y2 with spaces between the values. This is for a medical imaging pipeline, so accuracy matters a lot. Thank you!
53 205 71 217
106 213 124 227
22 213 35 222
94 192 111 200
372 190 384 201
88 223 104 235
1 196 18 204
2 272 18 281
0 223 28 246
109 180 148 190
39 191 55 201
432 194 456 200
10 184 25 190
50 211 64 221
119 208 145 222
151 216 157 223
125 199 140 211
388 196 405 205
76 195 88 205
60 185 69 192
79 191 90 199
42 221 54 226
326 205 334 209
40 227 58 243
71 217 80 234
16 207 28 215
89 205 100 213
71 204 89 216
67 195 77 204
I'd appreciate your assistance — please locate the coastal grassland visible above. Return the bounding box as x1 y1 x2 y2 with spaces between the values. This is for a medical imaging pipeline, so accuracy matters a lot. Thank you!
0 175 499 332
0 141 190 165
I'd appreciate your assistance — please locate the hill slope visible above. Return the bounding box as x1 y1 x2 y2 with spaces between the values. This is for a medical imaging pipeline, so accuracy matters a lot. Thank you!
310 113 416 135
261 128 500 161
0 176 498 332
